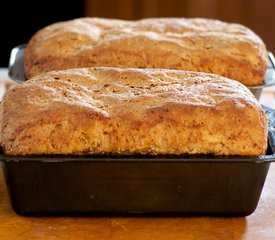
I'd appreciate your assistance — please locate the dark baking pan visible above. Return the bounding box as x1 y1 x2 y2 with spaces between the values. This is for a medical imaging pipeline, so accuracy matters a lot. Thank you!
1 105 275 216
7 45 275 100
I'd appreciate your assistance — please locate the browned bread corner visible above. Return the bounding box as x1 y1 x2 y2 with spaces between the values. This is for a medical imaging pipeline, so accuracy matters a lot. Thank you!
0 67 268 156
24 17 268 86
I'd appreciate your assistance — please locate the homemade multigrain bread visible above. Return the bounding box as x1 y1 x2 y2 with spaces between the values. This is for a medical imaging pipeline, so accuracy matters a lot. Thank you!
24 17 269 86
0 67 268 156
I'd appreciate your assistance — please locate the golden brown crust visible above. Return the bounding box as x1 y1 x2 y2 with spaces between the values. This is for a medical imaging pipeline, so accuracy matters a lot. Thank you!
24 17 269 86
0 67 268 156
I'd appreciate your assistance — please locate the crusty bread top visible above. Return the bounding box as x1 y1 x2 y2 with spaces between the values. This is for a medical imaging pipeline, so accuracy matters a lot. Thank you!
0 67 267 156
24 17 268 86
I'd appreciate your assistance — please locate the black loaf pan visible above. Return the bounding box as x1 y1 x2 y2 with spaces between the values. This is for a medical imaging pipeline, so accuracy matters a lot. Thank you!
7 44 275 100
1 105 275 216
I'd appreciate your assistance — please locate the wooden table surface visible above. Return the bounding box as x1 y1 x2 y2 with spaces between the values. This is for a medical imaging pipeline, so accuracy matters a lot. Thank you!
0 72 275 239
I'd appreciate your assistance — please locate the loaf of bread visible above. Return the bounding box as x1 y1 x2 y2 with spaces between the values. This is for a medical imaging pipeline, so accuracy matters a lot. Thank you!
24 17 269 86
0 67 267 156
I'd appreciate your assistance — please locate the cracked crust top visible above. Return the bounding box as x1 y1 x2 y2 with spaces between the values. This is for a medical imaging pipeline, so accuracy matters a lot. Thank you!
0 67 268 155
24 17 268 86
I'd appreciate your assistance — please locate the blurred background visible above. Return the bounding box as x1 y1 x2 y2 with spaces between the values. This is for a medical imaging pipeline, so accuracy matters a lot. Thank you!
0 0 274 67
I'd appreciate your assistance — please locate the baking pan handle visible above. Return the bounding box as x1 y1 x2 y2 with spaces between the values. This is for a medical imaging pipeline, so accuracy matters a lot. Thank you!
8 44 26 83
257 51 275 88
268 131 275 153
260 105 275 162
268 52 275 69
